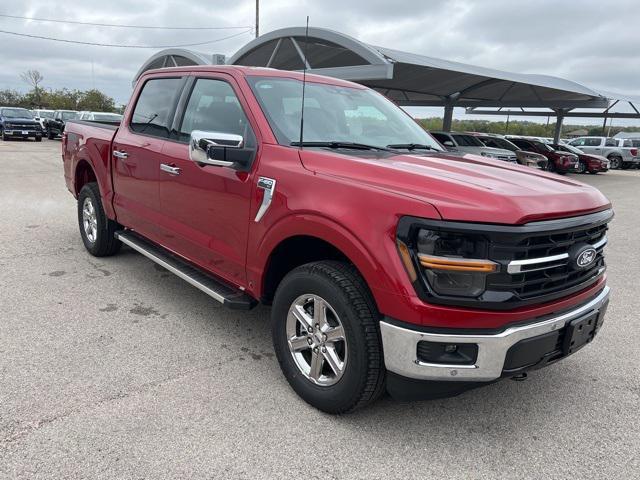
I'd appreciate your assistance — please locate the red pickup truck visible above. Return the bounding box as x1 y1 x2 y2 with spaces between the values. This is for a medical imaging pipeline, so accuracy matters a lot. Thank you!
62 65 612 413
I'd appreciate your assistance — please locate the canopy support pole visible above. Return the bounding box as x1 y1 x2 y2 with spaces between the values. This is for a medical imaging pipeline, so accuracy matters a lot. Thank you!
553 109 566 143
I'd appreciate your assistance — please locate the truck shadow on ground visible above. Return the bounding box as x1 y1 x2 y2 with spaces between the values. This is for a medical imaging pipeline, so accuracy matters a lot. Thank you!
105 245 607 437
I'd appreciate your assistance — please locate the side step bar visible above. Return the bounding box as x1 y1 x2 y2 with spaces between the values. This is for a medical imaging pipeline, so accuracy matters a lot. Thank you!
115 230 257 310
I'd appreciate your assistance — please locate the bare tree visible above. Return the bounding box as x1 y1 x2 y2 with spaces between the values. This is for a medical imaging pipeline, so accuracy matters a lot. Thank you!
20 70 44 107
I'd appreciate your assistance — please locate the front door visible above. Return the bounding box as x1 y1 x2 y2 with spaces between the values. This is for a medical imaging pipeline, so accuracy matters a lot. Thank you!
112 76 184 240
157 76 258 287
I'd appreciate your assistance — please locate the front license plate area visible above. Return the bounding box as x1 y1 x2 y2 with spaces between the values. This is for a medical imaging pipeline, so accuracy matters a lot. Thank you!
562 312 599 355
22 130 29 135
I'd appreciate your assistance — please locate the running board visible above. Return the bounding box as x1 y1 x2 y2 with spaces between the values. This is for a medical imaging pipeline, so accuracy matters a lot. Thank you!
115 230 257 310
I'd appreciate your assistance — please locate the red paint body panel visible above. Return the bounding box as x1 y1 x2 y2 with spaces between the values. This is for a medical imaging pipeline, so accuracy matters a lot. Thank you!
62 65 612 331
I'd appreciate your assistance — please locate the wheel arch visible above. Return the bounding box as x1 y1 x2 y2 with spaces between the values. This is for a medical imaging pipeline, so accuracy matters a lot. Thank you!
254 214 393 308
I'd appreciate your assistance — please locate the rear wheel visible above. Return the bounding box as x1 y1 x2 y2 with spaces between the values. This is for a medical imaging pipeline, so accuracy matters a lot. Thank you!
272 261 385 413
77 183 121 257
608 155 621 170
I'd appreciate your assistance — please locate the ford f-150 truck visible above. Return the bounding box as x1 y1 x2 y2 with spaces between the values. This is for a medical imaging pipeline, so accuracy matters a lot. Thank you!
62 66 612 413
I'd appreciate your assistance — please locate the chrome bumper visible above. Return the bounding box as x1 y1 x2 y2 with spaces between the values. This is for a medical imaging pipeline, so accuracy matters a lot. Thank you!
380 286 610 382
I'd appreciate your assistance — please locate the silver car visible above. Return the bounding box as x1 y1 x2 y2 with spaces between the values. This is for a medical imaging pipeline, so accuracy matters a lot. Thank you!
430 131 518 162
568 136 640 170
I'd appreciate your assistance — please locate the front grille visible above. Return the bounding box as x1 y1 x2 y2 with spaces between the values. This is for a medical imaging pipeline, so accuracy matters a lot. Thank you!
6 123 39 130
486 218 608 301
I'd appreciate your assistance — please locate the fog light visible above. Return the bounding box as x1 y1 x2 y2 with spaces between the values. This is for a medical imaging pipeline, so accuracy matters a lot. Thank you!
417 341 478 365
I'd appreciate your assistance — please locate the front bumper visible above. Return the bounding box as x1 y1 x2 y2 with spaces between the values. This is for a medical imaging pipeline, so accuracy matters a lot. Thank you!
380 286 610 382
4 129 42 137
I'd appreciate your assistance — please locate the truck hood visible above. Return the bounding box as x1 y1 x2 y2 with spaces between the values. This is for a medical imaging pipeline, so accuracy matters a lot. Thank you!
299 149 611 224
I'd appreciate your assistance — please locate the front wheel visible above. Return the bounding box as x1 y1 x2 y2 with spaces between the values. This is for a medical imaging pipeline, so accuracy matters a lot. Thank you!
47 129 54 140
576 160 587 174
272 261 385 413
77 183 121 257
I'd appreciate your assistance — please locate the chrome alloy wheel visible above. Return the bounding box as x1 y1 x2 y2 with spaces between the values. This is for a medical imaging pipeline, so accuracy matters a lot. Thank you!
82 197 98 243
286 294 347 386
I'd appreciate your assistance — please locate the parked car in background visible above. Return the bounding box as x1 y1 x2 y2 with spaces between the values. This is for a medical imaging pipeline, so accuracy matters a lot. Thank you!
567 136 639 170
506 136 578 174
551 143 609 174
78 111 123 123
430 131 518 162
469 132 548 169
44 110 80 139
32 109 55 131
0 107 42 141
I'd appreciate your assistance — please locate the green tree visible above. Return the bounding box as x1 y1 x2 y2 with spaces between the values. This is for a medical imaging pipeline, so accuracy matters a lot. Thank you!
77 89 116 112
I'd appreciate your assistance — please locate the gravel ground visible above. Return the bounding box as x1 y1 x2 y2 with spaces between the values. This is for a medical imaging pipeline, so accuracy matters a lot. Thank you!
0 139 638 480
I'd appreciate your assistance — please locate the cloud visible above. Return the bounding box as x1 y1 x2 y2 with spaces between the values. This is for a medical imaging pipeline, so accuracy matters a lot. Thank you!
1 0 638 115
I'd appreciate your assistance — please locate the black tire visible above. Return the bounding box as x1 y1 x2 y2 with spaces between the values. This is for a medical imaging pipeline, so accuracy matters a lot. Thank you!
608 155 621 170
546 159 556 172
576 160 587 174
1 129 6 141
272 261 385 413
47 129 54 140
35 136 42 142
77 182 121 257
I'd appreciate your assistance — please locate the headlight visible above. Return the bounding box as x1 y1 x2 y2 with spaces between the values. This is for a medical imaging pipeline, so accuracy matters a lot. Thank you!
398 228 497 298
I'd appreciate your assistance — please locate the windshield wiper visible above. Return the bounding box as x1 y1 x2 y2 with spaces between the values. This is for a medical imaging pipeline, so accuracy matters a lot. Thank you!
139 113 159 133
386 143 439 151
290 141 391 151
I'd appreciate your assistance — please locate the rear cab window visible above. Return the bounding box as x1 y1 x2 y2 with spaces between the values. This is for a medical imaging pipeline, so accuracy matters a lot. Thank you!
130 77 184 139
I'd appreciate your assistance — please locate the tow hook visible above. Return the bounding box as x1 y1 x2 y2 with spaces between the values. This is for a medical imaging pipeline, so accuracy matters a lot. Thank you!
511 372 528 382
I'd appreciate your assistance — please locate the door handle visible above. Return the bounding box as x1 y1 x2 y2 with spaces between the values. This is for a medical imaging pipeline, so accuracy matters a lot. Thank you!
113 150 129 160
160 163 181 175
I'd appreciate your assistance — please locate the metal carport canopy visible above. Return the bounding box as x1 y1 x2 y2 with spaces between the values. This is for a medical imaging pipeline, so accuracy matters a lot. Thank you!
227 27 610 120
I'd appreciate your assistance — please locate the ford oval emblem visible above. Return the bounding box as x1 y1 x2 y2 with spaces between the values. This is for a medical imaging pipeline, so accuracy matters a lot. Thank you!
576 247 597 269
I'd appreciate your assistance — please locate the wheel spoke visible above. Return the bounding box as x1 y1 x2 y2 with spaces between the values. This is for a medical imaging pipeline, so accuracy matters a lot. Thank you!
291 304 313 331
313 297 329 329
288 335 310 352
324 325 344 343
309 350 324 380
322 345 344 376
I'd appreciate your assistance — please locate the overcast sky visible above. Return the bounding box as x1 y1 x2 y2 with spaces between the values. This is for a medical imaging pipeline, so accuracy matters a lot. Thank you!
1 0 639 125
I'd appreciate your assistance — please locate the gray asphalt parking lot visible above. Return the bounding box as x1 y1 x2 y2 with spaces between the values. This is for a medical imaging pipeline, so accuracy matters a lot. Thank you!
0 138 638 479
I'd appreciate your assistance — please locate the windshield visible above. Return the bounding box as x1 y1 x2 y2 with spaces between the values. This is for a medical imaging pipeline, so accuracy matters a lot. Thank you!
556 143 583 154
478 136 518 151
452 134 484 147
93 113 122 122
61 111 79 120
1 108 33 119
247 76 443 151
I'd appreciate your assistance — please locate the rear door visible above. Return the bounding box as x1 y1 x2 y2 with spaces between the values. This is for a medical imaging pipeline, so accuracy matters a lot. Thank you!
156 74 259 286
581 137 603 155
111 75 185 239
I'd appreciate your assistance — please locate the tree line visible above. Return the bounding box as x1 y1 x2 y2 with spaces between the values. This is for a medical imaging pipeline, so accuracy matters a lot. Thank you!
0 70 119 113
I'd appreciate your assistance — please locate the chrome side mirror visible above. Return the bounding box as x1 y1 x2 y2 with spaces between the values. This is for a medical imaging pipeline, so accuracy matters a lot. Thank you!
189 130 244 167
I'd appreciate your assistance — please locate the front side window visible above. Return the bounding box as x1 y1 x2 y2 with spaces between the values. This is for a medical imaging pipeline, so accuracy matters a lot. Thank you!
431 132 452 145
247 76 443 151
131 77 183 138
178 78 255 145
586 138 603 147
569 138 585 147
511 139 533 151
